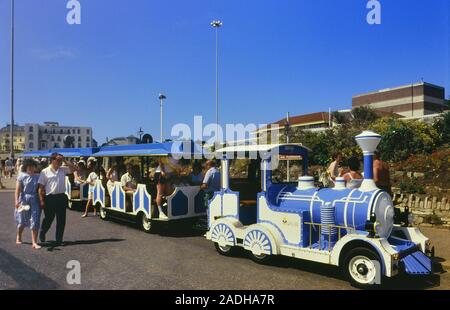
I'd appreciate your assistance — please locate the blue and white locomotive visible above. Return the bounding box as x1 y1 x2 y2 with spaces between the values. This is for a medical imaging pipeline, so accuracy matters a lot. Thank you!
206 131 434 288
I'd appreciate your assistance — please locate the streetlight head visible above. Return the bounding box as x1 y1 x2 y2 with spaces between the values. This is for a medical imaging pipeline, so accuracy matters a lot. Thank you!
211 20 223 28
159 94 166 100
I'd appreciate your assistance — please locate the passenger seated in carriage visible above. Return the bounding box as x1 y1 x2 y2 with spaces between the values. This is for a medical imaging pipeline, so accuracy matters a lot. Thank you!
121 164 141 212
73 160 87 188
189 162 203 186
106 157 126 196
342 156 363 189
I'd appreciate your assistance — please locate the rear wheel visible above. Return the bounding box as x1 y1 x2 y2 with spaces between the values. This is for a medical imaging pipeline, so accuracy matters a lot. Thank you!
343 247 382 289
68 200 73 210
214 242 236 257
140 214 155 233
99 205 108 220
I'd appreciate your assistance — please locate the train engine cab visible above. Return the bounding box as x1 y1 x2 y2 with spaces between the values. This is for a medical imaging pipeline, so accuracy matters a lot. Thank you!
206 131 434 288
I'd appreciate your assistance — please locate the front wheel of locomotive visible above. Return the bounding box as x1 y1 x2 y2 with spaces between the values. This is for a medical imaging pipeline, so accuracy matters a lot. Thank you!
343 247 383 289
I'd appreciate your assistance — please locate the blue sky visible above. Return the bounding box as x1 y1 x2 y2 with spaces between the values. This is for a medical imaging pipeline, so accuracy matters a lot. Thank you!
0 0 449 144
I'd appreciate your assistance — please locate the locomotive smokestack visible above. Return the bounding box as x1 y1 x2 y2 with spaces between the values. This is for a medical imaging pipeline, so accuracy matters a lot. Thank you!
355 131 381 192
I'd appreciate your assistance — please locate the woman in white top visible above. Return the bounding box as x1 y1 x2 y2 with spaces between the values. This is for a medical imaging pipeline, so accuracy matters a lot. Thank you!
74 161 87 186
343 157 363 189
82 163 100 218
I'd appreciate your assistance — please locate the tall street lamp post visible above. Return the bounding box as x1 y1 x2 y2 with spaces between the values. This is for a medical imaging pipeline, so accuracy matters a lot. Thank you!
158 93 166 142
211 20 222 145
285 112 291 182
9 0 15 159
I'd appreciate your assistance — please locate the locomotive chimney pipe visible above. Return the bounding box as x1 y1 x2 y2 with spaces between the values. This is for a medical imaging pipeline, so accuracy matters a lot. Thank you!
355 131 381 192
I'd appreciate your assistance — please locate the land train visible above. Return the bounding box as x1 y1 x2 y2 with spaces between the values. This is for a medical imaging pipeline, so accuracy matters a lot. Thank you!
206 131 434 288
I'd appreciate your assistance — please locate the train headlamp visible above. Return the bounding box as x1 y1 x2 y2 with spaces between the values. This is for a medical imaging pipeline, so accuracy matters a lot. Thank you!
364 219 381 237
392 253 400 261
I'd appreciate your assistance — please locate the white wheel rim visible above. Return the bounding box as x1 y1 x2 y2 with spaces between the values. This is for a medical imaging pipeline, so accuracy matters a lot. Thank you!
349 256 377 284
253 253 267 260
142 217 151 230
100 208 106 218
218 243 231 253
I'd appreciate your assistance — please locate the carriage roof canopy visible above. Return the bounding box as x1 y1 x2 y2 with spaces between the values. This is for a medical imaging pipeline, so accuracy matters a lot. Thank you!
23 148 100 158
93 141 204 157
215 143 310 159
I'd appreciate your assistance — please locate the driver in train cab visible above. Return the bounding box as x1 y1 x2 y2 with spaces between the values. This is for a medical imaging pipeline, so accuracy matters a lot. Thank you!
200 160 221 209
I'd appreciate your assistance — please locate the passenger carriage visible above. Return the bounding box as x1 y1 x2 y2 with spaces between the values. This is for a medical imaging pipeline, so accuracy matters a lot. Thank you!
24 147 100 210
90 141 207 232
206 131 435 288
55 148 100 210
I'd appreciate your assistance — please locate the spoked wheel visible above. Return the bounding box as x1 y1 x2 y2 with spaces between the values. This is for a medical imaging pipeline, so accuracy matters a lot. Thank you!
343 247 382 289
140 214 155 233
214 242 236 257
99 206 108 220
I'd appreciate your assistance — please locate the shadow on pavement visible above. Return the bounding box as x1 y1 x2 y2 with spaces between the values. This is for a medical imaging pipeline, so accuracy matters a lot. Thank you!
44 238 124 251
0 248 59 289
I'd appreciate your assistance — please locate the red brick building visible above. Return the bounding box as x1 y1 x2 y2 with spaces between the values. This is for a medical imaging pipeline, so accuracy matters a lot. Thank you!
352 82 448 117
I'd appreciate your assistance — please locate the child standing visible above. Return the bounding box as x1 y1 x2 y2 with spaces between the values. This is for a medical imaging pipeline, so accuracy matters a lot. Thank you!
82 162 99 218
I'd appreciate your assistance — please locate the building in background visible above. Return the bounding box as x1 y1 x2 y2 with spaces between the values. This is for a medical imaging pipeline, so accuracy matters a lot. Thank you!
255 111 335 141
254 82 447 142
0 124 25 155
101 135 139 147
352 82 448 117
24 122 94 151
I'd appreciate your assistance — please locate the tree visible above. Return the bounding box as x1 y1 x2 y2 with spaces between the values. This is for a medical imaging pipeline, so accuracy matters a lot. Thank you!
332 111 347 125
351 106 379 127
370 118 440 162
434 112 450 145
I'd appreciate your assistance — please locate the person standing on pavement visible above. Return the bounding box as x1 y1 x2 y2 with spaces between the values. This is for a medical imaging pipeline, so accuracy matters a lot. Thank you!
14 159 42 249
82 162 100 218
5 157 14 178
373 150 392 196
38 153 77 245
0 159 5 189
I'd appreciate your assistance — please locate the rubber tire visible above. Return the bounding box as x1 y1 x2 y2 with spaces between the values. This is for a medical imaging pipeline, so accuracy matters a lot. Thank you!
249 252 273 265
99 206 108 221
139 214 156 234
68 200 73 210
342 247 382 289
214 242 236 257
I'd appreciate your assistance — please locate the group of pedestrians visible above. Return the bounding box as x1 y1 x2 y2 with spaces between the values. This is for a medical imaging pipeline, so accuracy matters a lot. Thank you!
15 153 75 249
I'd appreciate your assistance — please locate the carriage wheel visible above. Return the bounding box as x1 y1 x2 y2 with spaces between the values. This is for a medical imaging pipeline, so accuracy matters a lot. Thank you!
99 205 108 220
140 214 155 233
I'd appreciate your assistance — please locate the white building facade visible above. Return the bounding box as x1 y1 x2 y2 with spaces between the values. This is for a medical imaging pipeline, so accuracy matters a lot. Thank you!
24 122 94 151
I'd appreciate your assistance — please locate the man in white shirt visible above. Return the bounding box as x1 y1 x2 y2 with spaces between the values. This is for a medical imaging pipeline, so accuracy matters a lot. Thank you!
200 160 221 210
38 153 77 245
